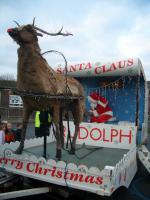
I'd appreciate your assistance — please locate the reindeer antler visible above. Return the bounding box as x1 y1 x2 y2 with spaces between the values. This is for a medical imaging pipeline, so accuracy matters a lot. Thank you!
32 17 36 26
13 20 20 27
33 26 73 36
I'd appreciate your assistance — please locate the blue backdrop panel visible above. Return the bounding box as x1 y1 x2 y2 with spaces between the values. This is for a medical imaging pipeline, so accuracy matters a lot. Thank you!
77 76 145 128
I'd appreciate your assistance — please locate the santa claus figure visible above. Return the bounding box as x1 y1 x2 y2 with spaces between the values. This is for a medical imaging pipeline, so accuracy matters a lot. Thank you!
88 92 113 123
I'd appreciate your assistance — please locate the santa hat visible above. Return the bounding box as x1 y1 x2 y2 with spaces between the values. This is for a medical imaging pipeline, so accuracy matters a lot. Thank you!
88 92 99 104
98 95 108 107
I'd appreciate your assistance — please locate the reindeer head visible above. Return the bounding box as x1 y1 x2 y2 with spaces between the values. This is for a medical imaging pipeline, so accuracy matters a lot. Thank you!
7 18 73 46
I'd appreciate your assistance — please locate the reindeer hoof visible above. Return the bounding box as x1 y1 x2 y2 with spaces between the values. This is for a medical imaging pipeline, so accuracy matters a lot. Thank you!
56 149 62 161
69 148 75 155
14 145 24 154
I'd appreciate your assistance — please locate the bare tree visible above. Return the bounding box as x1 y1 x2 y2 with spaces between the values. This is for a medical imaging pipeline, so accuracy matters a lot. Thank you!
0 73 16 81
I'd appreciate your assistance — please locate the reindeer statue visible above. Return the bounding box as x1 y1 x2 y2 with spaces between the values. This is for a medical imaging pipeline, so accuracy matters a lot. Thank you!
7 19 85 160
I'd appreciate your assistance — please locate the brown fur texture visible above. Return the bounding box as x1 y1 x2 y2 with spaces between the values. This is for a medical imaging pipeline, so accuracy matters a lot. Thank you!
7 24 85 159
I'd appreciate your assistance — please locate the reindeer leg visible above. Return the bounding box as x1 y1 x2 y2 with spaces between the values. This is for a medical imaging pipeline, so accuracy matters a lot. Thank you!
55 124 62 160
53 104 62 160
59 107 64 148
70 123 79 154
70 100 84 154
15 107 31 154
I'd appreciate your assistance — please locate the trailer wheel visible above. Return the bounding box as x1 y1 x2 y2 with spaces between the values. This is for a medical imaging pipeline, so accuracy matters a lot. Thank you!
83 192 112 200
112 186 129 200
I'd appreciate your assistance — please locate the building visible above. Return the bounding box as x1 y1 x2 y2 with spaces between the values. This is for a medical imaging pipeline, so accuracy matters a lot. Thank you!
0 80 24 123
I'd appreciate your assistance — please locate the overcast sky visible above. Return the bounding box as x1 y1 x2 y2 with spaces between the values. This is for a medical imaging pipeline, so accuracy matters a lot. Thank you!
1 0 150 80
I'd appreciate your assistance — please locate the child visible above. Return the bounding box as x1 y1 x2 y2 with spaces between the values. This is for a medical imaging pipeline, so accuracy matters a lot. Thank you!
0 124 6 145
5 122 15 143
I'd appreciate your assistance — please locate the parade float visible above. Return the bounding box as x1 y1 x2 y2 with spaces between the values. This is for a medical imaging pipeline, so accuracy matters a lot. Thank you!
0 57 149 199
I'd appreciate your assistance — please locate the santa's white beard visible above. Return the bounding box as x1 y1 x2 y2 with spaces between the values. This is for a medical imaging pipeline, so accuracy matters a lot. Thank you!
90 103 97 110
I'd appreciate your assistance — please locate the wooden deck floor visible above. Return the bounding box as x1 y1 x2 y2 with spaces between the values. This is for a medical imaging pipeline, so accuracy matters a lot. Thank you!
24 142 128 170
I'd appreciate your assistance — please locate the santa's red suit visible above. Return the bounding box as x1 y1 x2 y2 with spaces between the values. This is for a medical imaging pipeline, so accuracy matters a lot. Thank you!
88 93 113 123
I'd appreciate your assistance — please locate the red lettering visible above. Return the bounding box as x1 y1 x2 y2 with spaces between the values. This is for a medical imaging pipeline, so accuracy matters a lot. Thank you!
11 159 17 166
56 170 63 178
111 129 118 142
110 63 117 71
26 163 35 172
95 64 112 74
90 128 102 141
102 64 110 73
119 130 132 144
43 168 53 175
51 167 56 177
69 173 84 182
4 158 11 165
43 168 48 175
35 163 40 173
16 161 23 169
64 171 70 179
78 126 88 139
0 157 4 164
85 176 95 183
94 66 103 74
127 58 134 66
79 63 83 70
70 65 77 72
95 176 103 185
34 163 44 174
85 62 92 70
103 129 109 142
38 167 43 174
118 60 126 68
56 68 63 74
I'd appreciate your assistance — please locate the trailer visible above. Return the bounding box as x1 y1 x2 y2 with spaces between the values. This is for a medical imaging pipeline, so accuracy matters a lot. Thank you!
0 57 149 198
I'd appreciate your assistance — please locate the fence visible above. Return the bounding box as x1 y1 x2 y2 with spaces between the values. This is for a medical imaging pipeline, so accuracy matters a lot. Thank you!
0 106 23 122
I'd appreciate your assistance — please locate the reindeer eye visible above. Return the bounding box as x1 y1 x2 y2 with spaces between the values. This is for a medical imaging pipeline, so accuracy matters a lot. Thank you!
26 26 33 32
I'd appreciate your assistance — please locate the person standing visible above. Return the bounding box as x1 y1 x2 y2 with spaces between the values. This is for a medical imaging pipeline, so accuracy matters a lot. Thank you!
0 124 6 145
5 122 15 143
15 123 22 141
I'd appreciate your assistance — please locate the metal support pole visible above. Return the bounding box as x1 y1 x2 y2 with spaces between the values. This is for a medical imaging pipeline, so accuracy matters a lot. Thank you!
43 135 47 158
135 75 140 127
59 107 64 148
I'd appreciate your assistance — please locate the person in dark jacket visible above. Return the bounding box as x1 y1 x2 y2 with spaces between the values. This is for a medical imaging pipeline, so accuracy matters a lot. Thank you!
15 123 22 141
